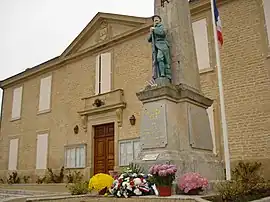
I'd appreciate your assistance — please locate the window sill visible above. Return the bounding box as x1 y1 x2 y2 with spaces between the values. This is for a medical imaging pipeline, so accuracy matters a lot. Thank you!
199 68 214 74
37 109 51 115
65 167 86 169
10 117 21 122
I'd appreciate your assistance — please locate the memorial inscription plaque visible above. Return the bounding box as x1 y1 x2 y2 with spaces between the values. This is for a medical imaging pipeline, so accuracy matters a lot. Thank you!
140 103 168 149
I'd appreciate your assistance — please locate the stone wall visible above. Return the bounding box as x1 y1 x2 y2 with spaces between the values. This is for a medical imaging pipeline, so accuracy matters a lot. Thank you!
192 0 270 179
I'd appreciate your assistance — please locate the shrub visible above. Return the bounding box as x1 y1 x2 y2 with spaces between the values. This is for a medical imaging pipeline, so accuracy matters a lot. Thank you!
7 172 20 184
23 175 30 183
232 161 264 185
178 172 208 194
68 181 89 195
46 166 65 183
216 161 269 201
0 178 5 184
36 176 46 184
66 170 83 183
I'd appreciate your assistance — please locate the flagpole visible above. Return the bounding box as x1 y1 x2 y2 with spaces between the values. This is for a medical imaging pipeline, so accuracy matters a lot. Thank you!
210 0 231 180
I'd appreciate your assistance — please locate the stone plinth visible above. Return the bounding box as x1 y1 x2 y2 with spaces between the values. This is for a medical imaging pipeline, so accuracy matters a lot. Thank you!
133 84 224 180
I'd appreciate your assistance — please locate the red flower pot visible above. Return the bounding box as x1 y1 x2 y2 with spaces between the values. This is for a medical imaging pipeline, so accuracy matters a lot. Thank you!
157 186 172 196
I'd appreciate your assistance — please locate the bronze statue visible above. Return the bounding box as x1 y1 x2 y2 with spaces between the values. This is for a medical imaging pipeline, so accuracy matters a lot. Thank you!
148 15 172 83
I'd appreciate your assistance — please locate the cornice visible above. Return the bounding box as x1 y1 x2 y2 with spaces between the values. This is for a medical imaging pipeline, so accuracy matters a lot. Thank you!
190 0 233 15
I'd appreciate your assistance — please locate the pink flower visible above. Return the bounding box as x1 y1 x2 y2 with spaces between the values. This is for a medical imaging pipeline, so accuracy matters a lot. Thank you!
165 168 175 175
159 164 169 170
158 170 167 176
178 172 209 193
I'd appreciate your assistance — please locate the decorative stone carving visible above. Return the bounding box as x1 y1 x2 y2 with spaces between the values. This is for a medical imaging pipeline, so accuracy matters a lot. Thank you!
116 108 123 127
81 115 88 132
96 21 109 42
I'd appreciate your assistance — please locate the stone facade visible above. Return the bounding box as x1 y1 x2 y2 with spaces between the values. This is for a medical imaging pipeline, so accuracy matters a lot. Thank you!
0 0 270 180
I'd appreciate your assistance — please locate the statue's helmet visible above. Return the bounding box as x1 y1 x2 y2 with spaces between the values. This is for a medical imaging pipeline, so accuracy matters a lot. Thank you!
151 15 162 22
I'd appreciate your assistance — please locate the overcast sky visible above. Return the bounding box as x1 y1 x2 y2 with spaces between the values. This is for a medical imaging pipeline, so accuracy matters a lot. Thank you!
0 0 154 111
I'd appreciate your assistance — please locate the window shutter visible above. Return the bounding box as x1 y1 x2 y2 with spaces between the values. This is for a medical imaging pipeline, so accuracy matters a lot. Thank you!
192 19 210 71
101 52 112 93
36 133 48 169
8 138 19 170
38 75 52 112
11 87 23 120
95 55 100 95
263 0 270 46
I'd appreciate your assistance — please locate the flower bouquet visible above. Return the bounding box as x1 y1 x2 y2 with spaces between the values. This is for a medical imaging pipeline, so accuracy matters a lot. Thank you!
88 173 114 195
149 164 177 196
109 167 158 198
178 172 208 195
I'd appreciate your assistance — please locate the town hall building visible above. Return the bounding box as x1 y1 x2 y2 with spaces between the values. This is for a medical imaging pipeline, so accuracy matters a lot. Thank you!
0 0 270 180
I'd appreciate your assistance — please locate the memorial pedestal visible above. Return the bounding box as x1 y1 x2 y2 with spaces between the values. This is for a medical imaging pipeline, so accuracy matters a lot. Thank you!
133 84 224 180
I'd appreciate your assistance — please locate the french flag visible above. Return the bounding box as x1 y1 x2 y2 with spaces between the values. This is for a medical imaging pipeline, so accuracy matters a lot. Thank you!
213 0 223 46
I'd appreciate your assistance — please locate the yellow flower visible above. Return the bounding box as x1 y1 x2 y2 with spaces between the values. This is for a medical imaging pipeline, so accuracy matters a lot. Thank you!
88 173 114 192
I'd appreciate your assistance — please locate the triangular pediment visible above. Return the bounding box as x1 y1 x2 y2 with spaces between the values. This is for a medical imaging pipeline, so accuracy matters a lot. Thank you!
60 12 150 58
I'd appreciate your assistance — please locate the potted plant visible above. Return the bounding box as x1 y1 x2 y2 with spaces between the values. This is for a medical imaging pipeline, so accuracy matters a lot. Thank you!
178 172 208 195
149 164 177 196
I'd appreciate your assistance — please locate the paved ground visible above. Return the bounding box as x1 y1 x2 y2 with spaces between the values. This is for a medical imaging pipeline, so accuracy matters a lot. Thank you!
0 189 70 202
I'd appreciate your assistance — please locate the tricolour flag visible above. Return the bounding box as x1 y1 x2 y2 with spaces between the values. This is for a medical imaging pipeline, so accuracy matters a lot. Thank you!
213 0 223 46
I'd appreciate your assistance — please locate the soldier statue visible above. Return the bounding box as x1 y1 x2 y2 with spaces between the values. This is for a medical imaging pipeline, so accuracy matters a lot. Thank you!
148 15 172 84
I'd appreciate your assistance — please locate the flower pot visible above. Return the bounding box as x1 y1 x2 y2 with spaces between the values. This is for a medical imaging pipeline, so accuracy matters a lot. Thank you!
157 186 172 196
186 188 203 195
98 187 107 195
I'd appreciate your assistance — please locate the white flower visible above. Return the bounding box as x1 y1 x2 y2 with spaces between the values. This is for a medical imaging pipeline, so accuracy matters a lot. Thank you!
134 188 142 195
132 173 138 177
134 178 142 185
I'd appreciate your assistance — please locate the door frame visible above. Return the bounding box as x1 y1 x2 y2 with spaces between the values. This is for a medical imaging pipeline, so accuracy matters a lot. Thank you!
93 122 115 174
87 110 120 177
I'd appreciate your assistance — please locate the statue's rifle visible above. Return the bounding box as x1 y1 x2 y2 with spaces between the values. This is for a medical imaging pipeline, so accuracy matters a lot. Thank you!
151 30 160 78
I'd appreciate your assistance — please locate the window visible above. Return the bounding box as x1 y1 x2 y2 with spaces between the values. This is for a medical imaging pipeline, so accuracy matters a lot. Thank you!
192 18 211 71
38 75 52 113
119 139 140 166
263 0 270 46
206 105 216 154
8 138 19 170
65 145 86 168
95 53 112 94
36 133 48 169
11 86 23 120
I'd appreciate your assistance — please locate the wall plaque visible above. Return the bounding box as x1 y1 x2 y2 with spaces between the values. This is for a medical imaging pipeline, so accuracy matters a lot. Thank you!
142 154 160 161
140 103 168 149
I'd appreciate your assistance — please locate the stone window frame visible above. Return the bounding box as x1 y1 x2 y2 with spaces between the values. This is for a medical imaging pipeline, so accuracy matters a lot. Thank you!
36 130 49 170
118 138 140 167
261 0 270 58
37 73 53 115
8 137 20 171
11 85 23 121
95 50 113 95
191 8 217 74
64 144 87 169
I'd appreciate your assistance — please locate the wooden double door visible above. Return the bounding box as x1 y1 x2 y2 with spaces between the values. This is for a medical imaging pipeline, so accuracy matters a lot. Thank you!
94 123 115 174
